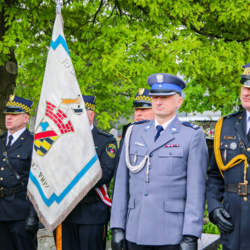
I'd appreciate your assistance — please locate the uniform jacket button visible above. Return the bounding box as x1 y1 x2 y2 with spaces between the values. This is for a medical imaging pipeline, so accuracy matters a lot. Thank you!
244 197 247 201
144 192 148 196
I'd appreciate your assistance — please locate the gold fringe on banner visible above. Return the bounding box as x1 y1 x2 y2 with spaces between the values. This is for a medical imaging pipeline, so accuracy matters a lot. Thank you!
27 169 102 232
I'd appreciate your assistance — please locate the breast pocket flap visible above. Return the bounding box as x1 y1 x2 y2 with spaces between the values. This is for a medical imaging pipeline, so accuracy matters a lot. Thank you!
159 148 183 158
10 153 28 160
164 199 185 213
129 145 147 156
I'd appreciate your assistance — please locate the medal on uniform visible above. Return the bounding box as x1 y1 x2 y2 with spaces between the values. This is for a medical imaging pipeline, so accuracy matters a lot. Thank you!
133 154 137 165
230 142 237 150
223 149 227 162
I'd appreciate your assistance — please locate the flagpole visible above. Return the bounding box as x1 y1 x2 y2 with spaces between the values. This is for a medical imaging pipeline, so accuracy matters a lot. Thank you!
56 0 62 14
55 2 63 249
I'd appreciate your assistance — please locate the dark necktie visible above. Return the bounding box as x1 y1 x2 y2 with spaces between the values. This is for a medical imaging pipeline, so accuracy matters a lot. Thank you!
155 125 164 141
248 129 250 143
6 135 13 150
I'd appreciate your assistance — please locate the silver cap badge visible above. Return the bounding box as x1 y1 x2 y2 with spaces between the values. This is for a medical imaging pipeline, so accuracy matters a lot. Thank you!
156 74 164 83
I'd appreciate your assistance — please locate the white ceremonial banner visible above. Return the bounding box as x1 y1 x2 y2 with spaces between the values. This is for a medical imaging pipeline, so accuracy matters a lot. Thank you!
27 14 102 232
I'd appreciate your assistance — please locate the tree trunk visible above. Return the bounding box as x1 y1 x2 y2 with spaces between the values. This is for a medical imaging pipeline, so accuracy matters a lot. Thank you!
0 2 18 134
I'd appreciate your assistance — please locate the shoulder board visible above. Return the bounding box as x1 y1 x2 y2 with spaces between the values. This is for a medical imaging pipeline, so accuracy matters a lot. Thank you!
0 133 6 138
98 130 113 138
223 111 243 119
131 120 149 125
182 122 200 130
28 131 34 137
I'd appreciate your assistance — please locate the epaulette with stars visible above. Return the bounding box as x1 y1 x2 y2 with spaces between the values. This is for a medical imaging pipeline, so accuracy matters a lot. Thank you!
223 111 243 119
182 122 200 130
98 130 113 138
131 120 149 125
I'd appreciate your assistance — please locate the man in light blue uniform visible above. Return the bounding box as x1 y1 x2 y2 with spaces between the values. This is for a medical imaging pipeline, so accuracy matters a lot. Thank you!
110 73 208 250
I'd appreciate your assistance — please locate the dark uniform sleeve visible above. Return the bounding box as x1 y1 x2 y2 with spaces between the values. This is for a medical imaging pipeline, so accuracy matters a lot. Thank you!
94 136 118 188
206 151 225 221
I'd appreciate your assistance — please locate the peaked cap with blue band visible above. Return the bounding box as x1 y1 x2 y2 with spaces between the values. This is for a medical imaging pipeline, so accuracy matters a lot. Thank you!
4 95 33 114
82 95 96 111
240 63 250 88
147 73 186 96
133 88 152 109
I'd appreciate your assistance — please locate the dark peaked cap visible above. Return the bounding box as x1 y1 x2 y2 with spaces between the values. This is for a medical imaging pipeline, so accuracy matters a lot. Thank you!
240 62 250 88
133 88 152 109
147 73 186 96
4 95 33 114
82 95 96 111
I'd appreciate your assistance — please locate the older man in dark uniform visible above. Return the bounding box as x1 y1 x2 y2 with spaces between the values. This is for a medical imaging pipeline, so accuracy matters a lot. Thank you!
54 95 118 250
114 88 155 185
0 95 39 250
118 88 155 163
207 63 250 250
120 88 155 145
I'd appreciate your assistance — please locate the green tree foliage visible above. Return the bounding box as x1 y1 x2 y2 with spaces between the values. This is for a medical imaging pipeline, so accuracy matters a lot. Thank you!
1 0 250 129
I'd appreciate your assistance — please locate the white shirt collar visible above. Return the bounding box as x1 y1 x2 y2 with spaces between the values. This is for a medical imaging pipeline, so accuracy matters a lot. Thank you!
246 110 250 134
7 127 26 146
90 124 94 131
154 115 176 131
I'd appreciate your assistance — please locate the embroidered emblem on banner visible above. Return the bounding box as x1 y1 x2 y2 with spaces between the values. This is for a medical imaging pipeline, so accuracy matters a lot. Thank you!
34 96 83 156
106 144 116 158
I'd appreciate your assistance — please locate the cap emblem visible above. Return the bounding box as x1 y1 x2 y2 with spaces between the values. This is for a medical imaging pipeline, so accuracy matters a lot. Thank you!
139 88 145 95
9 95 15 102
156 74 164 83
243 67 250 76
